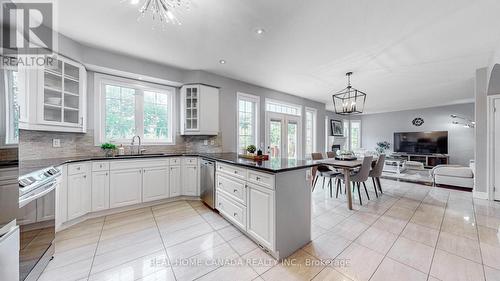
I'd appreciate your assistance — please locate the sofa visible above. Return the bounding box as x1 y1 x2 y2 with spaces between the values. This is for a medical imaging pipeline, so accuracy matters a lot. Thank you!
431 163 475 189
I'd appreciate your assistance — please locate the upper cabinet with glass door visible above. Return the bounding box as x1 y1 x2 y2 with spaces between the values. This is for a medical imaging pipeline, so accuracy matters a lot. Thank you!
18 56 87 133
180 84 219 135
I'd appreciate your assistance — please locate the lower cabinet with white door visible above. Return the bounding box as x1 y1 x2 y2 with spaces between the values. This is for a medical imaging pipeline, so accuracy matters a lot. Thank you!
67 163 91 221
57 156 199 229
216 162 276 255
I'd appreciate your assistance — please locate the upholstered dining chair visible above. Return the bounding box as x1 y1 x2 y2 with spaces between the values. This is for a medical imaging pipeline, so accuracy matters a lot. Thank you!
336 156 373 205
326 151 336 158
311 153 340 195
369 154 385 195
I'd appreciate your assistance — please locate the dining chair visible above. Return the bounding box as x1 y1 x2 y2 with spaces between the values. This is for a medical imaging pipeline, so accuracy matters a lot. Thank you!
326 151 336 158
369 154 385 195
336 156 373 205
311 153 340 195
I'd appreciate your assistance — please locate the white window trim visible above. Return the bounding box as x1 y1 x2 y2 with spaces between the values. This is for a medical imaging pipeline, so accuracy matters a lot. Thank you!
305 107 317 158
265 98 302 116
94 73 176 146
236 92 260 152
343 119 362 151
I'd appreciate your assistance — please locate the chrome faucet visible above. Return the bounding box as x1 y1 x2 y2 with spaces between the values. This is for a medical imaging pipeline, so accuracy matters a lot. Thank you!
131 135 142 155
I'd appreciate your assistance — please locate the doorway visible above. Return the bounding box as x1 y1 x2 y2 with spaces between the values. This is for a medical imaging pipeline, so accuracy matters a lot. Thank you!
266 112 302 159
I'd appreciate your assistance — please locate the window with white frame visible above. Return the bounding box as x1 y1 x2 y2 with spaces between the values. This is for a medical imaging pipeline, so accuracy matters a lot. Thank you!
343 119 362 151
237 92 259 151
266 100 301 116
2 69 19 146
96 74 175 145
305 108 317 157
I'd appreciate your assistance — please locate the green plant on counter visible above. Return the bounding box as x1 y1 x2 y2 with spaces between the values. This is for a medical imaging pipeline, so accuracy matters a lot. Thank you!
101 143 117 150
246 144 256 154
101 143 117 157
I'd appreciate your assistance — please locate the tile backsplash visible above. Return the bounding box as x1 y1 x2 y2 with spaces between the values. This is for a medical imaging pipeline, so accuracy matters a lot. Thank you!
19 129 222 160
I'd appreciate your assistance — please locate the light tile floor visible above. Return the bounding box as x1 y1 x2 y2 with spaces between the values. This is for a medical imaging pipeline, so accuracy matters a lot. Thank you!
39 179 500 281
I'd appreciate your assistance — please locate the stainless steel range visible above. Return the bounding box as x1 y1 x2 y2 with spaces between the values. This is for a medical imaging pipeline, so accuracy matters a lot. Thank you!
18 166 61 281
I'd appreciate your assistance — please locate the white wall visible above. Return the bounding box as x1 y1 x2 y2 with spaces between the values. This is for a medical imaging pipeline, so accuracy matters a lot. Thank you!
361 103 475 166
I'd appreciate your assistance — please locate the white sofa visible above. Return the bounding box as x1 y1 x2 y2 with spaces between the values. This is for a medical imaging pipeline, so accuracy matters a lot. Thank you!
431 163 475 189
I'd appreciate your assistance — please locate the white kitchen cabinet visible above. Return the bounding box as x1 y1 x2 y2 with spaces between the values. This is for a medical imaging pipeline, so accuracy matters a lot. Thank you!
67 173 91 221
182 165 198 196
91 171 110 212
109 169 142 208
247 183 275 251
18 56 87 133
143 166 169 202
169 166 182 197
180 84 219 135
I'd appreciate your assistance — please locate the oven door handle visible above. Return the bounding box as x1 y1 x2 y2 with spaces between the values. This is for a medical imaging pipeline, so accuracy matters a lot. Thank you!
19 181 57 208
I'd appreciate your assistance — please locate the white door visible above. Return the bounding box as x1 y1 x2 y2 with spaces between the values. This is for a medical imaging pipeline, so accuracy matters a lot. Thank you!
495 99 500 200
266 112 302 159
91 171 110 212
143 166 169 202
67 173 90 220
169 166 182 197
182 165 198 196
109 169 142 208
247 183 275 250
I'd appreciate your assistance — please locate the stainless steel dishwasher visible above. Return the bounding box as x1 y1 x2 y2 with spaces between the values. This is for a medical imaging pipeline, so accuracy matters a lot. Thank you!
200 159 216 209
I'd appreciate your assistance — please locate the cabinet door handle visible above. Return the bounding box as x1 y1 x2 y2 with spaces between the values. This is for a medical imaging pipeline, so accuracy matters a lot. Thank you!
233 189 238 193
233 212 238 217
83 175 86 178
105 173 108 176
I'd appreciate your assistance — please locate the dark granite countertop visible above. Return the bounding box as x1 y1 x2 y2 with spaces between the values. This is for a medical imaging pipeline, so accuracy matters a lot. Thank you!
19 152 317 176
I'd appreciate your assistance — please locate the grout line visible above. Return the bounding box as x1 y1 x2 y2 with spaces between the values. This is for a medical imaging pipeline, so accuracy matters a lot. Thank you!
151 206 179 281
309 179 401 281
366 184 429 280
425 190 450 281
472 194 488 281
86 214 107 280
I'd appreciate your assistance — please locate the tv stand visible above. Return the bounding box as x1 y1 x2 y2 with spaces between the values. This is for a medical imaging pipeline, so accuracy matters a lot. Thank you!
390 153 449 168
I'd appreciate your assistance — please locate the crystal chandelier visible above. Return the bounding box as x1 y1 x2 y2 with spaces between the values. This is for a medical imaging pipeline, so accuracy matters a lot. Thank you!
138 0 190 25
332 72 367 115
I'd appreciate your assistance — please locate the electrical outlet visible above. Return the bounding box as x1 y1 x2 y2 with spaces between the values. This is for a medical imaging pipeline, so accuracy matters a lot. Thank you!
203 140 208 146
210 139 215 145
52 139 61 148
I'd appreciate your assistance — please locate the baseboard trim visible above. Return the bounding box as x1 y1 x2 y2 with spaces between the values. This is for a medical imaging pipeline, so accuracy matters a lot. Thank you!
473 191 489 200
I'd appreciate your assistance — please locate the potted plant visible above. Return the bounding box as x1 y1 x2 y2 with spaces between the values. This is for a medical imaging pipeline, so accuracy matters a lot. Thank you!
246 144 257 155
376 141 391 155
101 143 117 157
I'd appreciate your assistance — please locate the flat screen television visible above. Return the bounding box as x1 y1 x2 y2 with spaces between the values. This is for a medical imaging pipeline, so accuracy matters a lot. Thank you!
394 131 448 154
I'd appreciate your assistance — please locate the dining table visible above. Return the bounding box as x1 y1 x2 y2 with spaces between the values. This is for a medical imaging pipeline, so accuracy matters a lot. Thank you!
316 157 378 210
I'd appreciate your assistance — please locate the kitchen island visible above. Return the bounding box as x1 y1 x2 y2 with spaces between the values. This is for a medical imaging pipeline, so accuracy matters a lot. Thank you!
19 153 316 259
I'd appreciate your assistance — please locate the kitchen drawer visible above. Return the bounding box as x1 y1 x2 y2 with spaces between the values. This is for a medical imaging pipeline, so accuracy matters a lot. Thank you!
247 170 275 189
183 157 198 165
92 162 109 172
217 174 246 205
217 193 246 230
169 157 181 166
216 162 246 180
68 163 88 175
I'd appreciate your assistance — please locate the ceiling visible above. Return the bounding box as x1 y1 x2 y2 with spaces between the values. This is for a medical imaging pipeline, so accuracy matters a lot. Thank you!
56 0 500 113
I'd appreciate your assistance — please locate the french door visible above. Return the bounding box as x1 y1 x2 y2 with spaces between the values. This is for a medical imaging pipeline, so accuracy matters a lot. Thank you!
266 112 302 159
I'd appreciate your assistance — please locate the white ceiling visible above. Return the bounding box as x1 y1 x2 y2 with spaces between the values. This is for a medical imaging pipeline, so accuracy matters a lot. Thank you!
56 0 500 113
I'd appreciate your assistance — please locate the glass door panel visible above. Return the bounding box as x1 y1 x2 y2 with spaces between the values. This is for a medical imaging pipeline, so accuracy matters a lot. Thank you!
287 121 298 159
269 120 282 158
